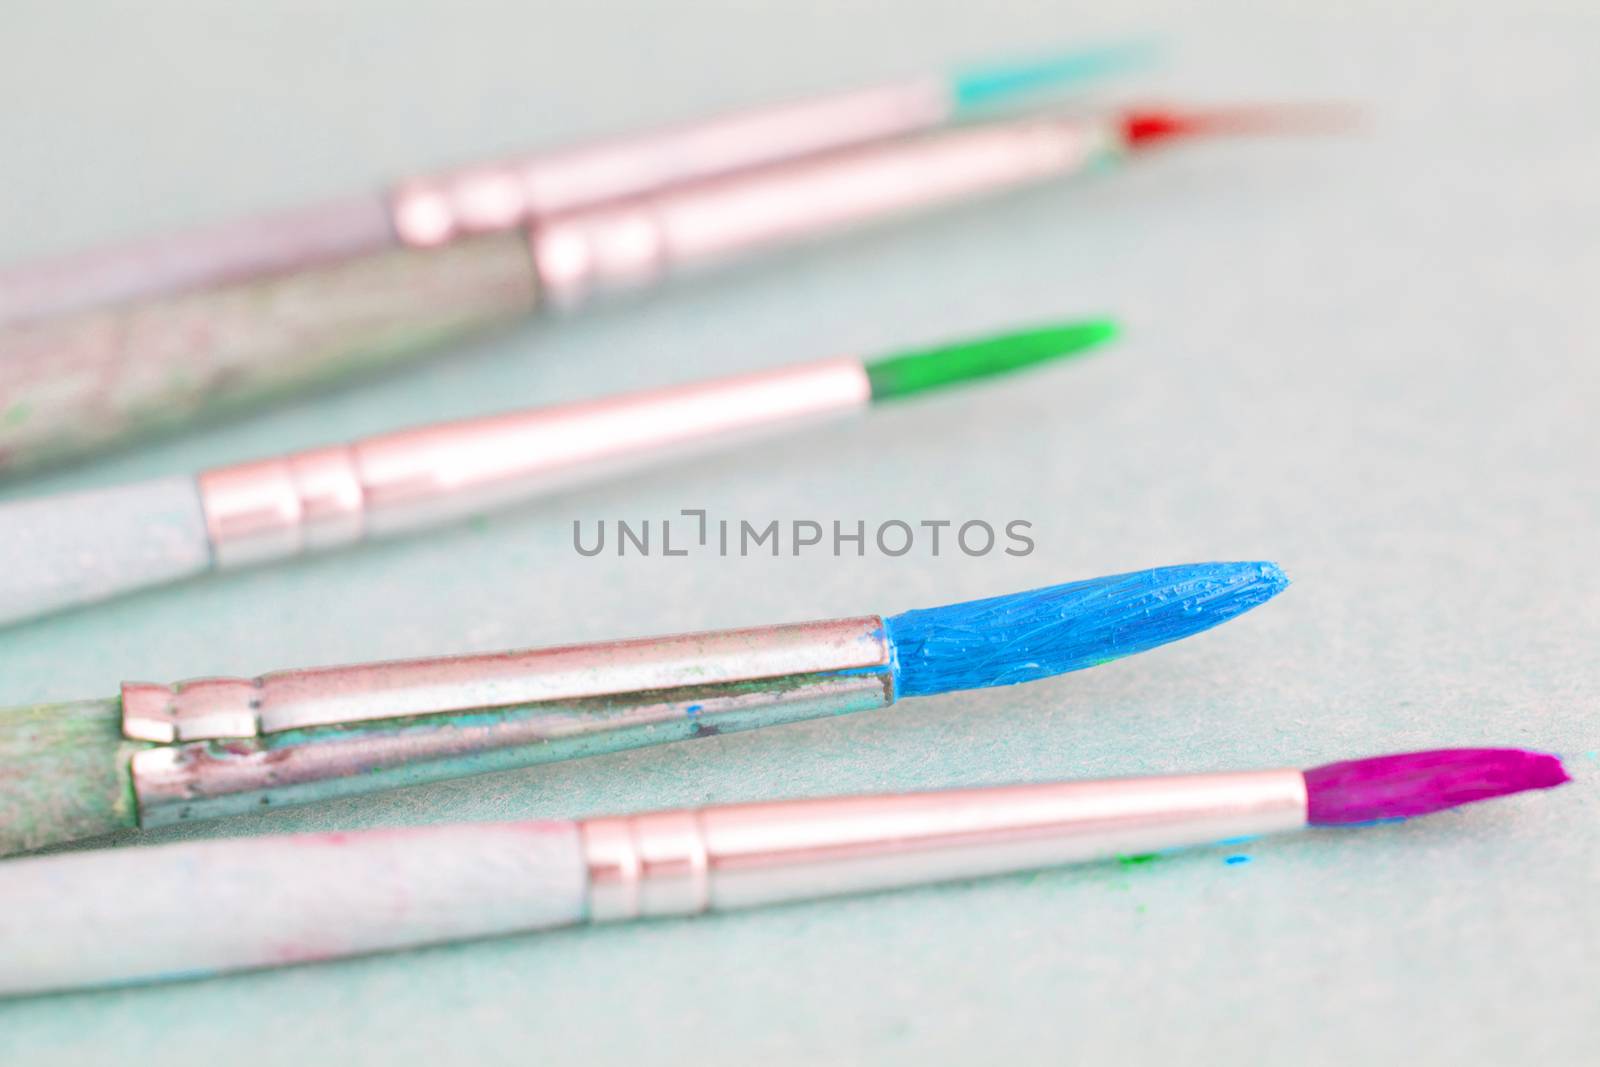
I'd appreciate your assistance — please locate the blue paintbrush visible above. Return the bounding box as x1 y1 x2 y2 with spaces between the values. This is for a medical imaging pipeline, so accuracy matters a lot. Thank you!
0 562 1288 855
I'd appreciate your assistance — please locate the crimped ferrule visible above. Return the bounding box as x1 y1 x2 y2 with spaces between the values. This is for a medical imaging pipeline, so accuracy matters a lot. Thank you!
389 78 950 247
580 769 1308 920
529 113 1121 309
195 356 871 568
124 616 893 826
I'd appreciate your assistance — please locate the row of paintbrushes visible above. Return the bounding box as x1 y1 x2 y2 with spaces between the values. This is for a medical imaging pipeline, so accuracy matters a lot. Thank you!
0 40 1336 476
0 46 1571 996
0 41 1349 630
0 564 1572 994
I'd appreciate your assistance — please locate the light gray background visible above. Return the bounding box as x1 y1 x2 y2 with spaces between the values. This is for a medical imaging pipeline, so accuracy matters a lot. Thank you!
0 2 1595 1064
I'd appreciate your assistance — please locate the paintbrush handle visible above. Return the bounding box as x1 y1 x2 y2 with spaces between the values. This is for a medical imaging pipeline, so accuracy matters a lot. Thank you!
529 114 1118 308
196 356 872 566
0 821 587 996
0 698 146 857
119 615 895 829
0 768 1309 995
0 232 540 475
0 195 396 326
580 770 1308 917
392 78 951 245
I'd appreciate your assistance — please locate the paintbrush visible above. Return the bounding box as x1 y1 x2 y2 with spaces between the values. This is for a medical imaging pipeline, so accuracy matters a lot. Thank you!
0 98 1342 475
0 318 1116 627
0 747 1567 995
0 562 1288 856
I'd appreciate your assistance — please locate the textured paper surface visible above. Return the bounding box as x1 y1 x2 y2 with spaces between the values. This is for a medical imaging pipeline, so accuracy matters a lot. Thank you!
0 2 1595 1063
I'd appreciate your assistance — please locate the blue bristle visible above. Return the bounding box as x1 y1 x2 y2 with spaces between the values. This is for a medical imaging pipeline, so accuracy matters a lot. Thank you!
950 40 1157 112
884 562 1288 698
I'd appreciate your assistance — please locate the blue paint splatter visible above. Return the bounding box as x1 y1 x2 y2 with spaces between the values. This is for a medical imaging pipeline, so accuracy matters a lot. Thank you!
1312 816 1407 829
685 705 702 717
1224 855 1252 866
823 665 889 679
883 562 1288 698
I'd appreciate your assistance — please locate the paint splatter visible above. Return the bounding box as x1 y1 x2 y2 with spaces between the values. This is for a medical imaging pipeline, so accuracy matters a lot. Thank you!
1118 853 1158 868
1224 854 1251 866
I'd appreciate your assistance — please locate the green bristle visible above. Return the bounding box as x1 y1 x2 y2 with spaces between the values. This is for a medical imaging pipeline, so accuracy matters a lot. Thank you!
865 319 1117 403
0 698 148 856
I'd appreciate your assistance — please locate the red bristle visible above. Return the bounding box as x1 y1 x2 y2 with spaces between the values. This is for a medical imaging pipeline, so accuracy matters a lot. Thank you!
1121 103 1360 149
1122 109 1203 146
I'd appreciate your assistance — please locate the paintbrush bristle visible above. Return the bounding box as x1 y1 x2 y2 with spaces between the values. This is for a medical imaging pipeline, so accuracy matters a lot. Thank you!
0 697 148 856
950 40 1157 112
865 319 1117 402
884 561 1288 698
1122 103 1361 149
1304 748 1570 826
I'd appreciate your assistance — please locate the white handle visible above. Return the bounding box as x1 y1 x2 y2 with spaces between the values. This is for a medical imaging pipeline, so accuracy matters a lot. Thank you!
0 820 586 996
0 475 211 626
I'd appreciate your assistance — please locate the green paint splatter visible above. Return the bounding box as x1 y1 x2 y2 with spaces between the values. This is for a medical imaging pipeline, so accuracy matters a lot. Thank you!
1118 853 1158 868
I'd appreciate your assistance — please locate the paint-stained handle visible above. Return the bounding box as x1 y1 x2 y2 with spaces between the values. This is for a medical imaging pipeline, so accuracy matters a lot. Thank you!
0 820 587 996
0 231 539 476
0 698 146 857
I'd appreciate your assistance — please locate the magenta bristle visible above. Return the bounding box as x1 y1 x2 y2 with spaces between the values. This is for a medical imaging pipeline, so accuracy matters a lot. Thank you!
1304 748 1570 826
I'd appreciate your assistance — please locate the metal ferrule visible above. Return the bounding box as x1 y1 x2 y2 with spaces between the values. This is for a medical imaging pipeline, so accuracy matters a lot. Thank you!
528 112 1123 309
389 78 950 248
579 769 1308 920
194 357 871 567
123 616 893 826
